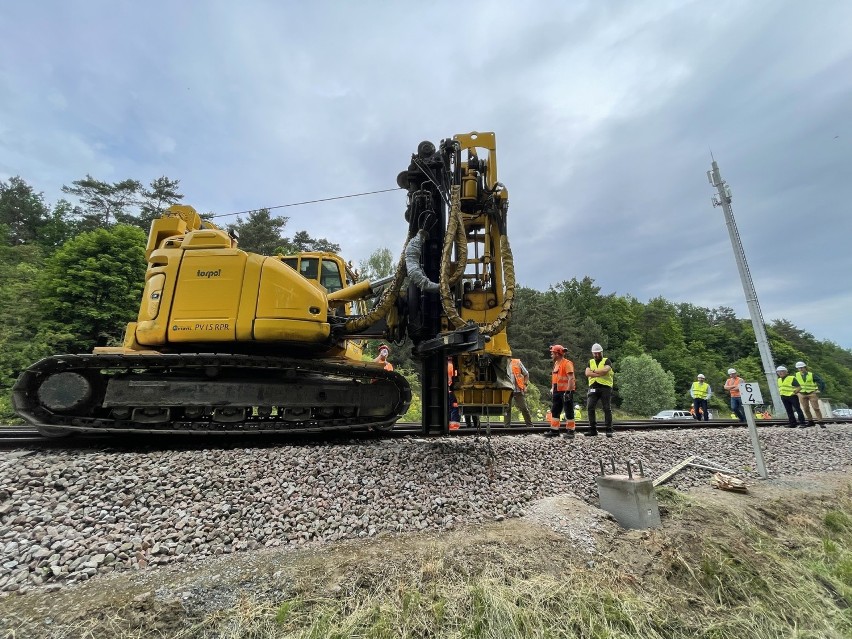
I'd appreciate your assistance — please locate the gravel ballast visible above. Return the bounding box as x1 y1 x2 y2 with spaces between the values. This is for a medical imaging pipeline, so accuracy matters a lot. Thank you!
0 425 849 594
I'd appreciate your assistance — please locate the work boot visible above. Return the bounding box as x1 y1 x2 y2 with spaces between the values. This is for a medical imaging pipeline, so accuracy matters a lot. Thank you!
819 421 826 429
807 421 816 427
785 423 798 428
562 430 575 440
605 428 614 438
543 430 559 438
586 429 599 437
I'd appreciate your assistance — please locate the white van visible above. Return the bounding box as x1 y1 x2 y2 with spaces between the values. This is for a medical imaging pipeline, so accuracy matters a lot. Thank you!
651 410 693 420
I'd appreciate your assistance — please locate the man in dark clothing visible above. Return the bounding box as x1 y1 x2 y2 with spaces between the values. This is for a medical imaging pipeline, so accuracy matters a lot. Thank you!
585 343 614 437
776 365 806 428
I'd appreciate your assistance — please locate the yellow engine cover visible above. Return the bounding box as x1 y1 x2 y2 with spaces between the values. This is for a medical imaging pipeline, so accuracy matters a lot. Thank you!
133 222 331 348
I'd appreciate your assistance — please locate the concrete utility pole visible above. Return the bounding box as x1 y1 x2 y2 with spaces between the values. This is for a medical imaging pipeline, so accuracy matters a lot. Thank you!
708 157 783 414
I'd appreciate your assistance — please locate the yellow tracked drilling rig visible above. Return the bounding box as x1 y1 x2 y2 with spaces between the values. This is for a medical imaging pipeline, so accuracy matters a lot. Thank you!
13 132 516 437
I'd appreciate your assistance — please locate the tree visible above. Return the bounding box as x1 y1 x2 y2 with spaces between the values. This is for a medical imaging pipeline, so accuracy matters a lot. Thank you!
551 276 602 321
0 176 49 246
228 209 289 255
639 297 685 353
227 209 343 256
61 175 142 227
358 247 395 282
617 354 677 417
39 225 147 351
138 176 184 228
37 200 80 250
284 230 341 254
0 232 50 386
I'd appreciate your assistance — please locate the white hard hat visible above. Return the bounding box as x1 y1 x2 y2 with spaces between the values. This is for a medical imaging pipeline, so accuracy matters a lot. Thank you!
776 365 787 372
727 368 737 375
795 361 806 369
591 343 603 353
697 373 705 379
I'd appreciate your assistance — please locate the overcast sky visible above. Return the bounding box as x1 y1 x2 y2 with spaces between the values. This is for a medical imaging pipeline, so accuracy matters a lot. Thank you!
2 1 851 349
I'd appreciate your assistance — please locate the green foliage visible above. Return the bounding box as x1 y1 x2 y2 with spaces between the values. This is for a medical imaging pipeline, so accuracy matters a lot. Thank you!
138 176 184 228
0 240 65 386
0 176 50 246
61 174 143 228
228 208 290 255
618 354 677 416
506 280 852 410
358 247 395 282
39 225 148 351
285 230 341 254
227 209 341 256
398 367 422 422
59 174 185 232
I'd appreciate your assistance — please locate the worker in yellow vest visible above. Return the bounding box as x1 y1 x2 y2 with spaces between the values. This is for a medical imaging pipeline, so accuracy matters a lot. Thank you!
585 343 614 437
795 361 826 428
505 358 533 427
545 345 576 438
690 374 712 422
776 365 806 428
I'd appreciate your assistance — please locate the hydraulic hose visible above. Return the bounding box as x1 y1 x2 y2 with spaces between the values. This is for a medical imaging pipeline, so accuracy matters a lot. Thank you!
405 231 439 293
343 229 412 333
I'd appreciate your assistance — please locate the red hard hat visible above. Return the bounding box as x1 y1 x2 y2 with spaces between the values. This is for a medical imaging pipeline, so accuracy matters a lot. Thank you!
549 344 565 355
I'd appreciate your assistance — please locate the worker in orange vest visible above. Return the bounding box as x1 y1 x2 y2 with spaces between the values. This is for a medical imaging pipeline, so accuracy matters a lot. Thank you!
374 344 394 372
723 368 746 422
447 357 460 431
545 345 576 439
505 358 533 427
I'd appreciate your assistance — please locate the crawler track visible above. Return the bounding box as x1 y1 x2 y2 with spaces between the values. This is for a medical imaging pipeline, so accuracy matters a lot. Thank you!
12 353 411 437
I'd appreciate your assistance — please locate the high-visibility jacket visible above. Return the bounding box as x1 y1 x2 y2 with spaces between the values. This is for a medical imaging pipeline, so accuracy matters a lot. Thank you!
374 356 393 372
794 372 818 393
588 358 613 387
551 358 575 391
724 376 742 397
510 359 527 392
691 381 709 399
447 361 455 387
778 376 797 397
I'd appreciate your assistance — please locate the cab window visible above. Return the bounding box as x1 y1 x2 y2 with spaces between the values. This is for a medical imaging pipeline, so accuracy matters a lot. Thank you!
299 258 319 280
320 260 343 291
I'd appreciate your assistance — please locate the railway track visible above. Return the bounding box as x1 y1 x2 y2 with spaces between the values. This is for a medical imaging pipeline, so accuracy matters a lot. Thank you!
1 417 848 448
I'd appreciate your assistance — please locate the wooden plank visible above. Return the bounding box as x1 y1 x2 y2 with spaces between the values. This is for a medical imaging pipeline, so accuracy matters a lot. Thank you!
653 455 697 486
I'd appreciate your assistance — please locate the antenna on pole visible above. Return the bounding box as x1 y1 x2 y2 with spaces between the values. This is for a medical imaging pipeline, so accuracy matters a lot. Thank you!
708 158 783 414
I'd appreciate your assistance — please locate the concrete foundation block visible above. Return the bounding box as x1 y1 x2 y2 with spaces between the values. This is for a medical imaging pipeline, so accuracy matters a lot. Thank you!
596 474 661 530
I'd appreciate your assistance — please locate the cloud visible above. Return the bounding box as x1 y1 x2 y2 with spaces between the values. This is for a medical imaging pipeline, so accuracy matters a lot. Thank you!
2 0 851 348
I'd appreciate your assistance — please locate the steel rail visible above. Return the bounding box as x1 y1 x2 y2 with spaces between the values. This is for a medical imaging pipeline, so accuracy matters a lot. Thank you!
1 417 848 450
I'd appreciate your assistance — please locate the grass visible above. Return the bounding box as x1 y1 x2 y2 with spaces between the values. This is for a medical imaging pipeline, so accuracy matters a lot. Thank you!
11 484 852 639
156 493 852 639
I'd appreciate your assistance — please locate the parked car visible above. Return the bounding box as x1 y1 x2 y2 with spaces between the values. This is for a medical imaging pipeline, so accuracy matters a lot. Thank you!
832 408 852 418
651 410 693 420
